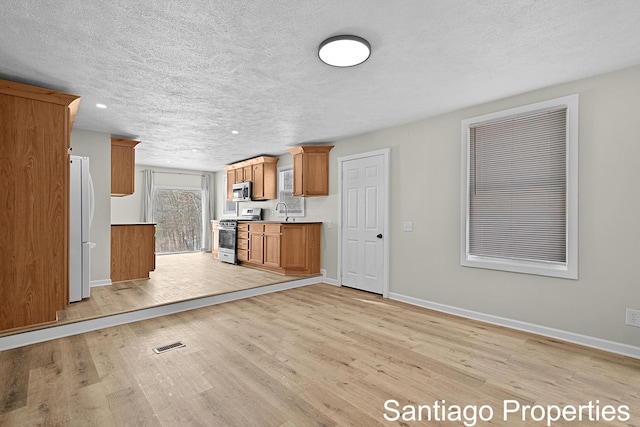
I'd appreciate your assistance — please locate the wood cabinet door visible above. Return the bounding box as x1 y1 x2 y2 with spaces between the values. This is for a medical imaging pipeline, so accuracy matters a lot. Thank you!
111 138 139 197
249 233 264 264
252 163 264 199
303 152 329 196
235 168 244 184
263 225 281 268
226 170 235 200
243 165 253 183
248 225 265 264
280 225 307 271
111 144 134 195
292 153 304 196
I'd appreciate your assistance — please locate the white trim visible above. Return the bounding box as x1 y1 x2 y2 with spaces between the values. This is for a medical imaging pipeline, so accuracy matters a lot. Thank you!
460 94 579 279
90 279 112 288
337 148 391 297
0 277 323 351
389 292 640 360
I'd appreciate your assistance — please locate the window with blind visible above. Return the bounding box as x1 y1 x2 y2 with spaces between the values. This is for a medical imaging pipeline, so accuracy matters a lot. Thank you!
460 95 578 279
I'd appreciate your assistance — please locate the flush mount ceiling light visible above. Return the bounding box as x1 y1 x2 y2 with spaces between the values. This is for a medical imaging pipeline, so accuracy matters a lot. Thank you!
318 35 371 67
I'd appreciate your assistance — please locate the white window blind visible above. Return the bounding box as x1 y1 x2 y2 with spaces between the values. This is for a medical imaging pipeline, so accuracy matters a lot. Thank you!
461 94 578 279
468 108 567 264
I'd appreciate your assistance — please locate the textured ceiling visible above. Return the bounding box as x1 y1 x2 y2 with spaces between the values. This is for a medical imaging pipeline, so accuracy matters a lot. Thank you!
2 1 640 171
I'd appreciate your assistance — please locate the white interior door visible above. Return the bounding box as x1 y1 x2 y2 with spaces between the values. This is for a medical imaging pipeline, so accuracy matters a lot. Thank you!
340 153 386 294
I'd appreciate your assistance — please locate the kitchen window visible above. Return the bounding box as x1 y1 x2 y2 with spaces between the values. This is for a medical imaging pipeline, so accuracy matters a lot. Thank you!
277 167 305 217
460 94 578 279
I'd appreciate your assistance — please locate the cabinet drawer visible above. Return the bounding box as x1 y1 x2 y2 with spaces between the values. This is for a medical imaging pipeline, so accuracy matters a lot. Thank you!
249 224 264 233
237 239 249 250
237 250 249 262
264 224 281 234
238 223 249 232
238 231 249 240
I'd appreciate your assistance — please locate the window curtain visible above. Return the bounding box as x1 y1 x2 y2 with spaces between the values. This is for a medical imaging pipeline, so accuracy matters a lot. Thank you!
201 173 215 251
142 169 154 223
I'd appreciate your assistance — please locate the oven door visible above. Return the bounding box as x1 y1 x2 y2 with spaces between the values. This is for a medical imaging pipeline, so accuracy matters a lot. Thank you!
219 228 236 251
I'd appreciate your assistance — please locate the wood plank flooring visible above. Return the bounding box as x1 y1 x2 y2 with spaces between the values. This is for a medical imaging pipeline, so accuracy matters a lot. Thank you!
1 284 639 426
0 252 301 338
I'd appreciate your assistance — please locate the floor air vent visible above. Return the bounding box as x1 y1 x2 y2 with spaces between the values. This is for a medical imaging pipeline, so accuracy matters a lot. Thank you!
153 341 186 354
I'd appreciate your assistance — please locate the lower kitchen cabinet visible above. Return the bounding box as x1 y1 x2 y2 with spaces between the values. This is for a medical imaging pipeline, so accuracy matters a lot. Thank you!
240 222 321 276
111 224 156 283
210 220 219 259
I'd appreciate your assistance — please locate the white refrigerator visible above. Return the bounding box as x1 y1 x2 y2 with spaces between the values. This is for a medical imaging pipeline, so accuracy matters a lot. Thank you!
69 155 94 302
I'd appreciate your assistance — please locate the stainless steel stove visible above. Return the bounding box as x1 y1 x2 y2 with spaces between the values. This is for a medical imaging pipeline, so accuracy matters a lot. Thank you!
218 208 262 264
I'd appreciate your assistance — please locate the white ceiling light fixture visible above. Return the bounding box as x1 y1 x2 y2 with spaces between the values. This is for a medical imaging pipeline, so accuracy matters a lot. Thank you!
96 103 107 109
318 35 371 67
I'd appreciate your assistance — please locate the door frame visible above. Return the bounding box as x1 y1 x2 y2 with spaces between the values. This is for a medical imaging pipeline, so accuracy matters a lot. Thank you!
337 148 391 297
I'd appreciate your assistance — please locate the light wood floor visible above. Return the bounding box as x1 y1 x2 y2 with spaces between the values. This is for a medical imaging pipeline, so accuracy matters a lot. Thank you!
1 284 639 426
0 252 301 338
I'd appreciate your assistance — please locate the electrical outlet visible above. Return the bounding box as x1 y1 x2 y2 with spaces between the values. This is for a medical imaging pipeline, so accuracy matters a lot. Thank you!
626 309 640 328
403 221 413 232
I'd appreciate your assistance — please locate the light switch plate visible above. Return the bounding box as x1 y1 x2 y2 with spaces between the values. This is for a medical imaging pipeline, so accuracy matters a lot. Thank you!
403 221 413 232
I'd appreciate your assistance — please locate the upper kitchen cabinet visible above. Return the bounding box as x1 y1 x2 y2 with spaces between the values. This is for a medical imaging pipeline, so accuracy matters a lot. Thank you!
0 79 80 332
287 145 334 196
224 156 278 200
111 137 140 196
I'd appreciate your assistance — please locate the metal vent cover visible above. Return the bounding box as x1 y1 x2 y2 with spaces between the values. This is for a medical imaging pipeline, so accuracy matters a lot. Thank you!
153 341 186 354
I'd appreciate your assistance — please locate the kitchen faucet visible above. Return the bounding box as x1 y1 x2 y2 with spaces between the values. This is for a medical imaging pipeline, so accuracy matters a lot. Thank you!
275 202 292 222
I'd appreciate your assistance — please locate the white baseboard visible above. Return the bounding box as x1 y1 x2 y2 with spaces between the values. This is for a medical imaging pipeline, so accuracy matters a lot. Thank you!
388 292 640 360
0 276 324 352
90 279 112 288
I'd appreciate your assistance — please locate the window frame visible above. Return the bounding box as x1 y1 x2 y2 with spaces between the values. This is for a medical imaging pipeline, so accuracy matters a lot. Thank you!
460 94 579 279
277 166 305 218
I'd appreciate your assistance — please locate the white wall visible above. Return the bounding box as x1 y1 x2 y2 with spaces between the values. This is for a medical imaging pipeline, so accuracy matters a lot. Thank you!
324 65 640 349
70 128 111 284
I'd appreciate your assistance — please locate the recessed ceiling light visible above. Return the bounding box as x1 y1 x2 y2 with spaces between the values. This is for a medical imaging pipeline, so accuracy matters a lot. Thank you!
231 130 239 134
318 35 371 67
96 103 107 109
192 149 198 152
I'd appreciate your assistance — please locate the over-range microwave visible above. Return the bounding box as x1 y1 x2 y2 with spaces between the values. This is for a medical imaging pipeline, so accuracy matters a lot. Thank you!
232 182 252 202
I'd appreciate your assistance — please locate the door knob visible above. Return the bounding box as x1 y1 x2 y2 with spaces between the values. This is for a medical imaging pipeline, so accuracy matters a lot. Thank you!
376 233 383 239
